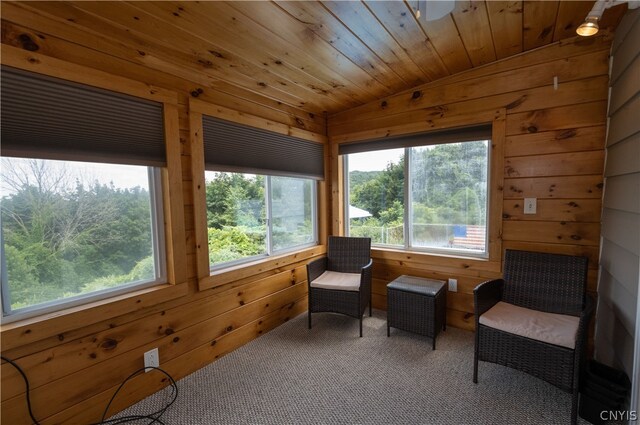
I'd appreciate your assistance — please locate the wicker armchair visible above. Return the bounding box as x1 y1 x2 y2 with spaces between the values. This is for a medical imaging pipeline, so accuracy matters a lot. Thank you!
473 249 593 425
307 236 372 337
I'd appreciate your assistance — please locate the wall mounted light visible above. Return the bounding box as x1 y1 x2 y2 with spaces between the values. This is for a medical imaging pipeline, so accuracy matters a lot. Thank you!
577 0 640 36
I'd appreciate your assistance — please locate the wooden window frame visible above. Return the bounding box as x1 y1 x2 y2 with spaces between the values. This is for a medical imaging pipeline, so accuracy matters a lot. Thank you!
189 98 328 291
332 109 506 274
0 47 188 351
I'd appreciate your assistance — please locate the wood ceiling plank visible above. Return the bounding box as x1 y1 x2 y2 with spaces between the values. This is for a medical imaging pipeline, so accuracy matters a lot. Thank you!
128 1 358 112
19 1 332 113
599 3 629 33
523 0 560 51
196 1 379 108
486 1 523 59
414 11 473 75
554 1 593 42
321 0 428 88
451 1 497 66
227 1 391 101
363 0 449 79
0 10 324 134
274 0 408 93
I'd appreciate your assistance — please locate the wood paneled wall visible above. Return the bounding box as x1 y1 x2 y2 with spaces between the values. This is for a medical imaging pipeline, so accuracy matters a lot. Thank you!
328 35 612 331
0 6 327 425
595 8 640 379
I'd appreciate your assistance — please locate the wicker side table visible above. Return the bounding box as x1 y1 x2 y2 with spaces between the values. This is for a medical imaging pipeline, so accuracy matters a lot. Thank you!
387 275 447 350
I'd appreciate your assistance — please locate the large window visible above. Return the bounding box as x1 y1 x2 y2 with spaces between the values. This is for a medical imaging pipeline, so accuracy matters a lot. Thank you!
346 139 490 257
205 171 316 269
1 158 165 318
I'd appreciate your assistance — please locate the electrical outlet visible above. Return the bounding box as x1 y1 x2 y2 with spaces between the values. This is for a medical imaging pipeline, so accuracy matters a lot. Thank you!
144 348 159 372
448 278 457 292
524 198 537 214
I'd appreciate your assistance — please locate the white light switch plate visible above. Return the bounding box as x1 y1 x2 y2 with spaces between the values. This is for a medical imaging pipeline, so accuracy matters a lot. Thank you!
524 198 537 214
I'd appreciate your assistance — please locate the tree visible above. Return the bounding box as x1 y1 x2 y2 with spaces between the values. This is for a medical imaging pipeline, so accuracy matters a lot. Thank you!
350 158 404 218
1 158 155 309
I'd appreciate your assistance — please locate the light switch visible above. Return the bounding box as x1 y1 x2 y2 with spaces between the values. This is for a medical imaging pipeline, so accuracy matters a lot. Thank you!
524 198 537 214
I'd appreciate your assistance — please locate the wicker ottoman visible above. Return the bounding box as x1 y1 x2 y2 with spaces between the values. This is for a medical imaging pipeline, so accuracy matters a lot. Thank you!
387 275 447 350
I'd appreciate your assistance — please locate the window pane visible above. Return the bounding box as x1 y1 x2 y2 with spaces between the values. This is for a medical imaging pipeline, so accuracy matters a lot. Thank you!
347 149 405 246
205 172 267 266
410 141 489 254
1 158 160 313
271 176 315 251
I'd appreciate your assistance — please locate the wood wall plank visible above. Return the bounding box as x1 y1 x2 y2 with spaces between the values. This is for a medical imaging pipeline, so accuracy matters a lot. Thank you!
329 40 611 338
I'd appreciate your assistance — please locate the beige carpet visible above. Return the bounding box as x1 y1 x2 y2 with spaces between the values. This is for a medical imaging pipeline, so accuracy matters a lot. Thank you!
115 310 591 424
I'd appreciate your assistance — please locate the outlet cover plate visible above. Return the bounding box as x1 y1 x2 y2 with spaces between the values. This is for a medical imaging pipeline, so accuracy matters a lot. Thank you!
144 348 159 371
448 278 458 292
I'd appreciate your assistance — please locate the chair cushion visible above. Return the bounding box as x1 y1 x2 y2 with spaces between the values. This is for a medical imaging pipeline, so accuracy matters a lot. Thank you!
310 271 361 292
479 301 580 349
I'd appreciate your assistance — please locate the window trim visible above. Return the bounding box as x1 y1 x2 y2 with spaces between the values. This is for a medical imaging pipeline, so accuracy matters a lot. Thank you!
205 172 319 272
340 115 504 267
344 141 491 258
0 165 167 323
0 49 187 351
190 98 327 292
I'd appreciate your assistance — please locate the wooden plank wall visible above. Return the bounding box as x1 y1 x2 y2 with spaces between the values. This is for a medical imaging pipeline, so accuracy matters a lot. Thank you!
0 6 327 425
594 8 640 379
328 35 613 331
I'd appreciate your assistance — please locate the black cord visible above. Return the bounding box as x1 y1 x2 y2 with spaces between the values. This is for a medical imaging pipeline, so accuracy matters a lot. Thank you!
1 355 178 425
1 355 41 425
94 366 178 425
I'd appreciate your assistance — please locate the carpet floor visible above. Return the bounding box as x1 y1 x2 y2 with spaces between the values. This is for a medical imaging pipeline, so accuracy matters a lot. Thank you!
115 310 591 424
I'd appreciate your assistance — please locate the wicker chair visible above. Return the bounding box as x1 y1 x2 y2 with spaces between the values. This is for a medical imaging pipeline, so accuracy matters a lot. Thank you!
473 249 593 425
307 236 372 337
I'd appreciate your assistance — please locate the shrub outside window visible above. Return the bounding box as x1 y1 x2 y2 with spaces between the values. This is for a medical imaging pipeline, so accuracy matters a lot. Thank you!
346 139 490 257
1 157 166 320
205 171 317 269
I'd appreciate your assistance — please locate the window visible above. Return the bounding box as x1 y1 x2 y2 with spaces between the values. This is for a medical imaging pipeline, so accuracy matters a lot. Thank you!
1 157 166 318
205 171 316 269
346 139 490 257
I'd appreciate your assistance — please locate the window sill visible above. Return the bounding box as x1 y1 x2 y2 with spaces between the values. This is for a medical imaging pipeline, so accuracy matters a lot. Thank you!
198 244 327 291
0 282 188 352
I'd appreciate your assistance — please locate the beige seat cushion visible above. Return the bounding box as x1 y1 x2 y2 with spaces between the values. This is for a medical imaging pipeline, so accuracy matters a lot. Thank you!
479 301 580 349
310 271 361 292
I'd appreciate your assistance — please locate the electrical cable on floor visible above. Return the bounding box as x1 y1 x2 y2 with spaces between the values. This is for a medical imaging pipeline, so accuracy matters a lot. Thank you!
1 355 41 425
1 355 178 425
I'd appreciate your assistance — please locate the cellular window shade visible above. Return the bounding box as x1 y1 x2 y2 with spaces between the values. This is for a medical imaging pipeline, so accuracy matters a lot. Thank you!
1 66 166 166
202 115 324 180
338 124 492 155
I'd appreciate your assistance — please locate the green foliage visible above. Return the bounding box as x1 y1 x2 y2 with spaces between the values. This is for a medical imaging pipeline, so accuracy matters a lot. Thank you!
207 226 265 264
1 160 156 310
349 141 488 248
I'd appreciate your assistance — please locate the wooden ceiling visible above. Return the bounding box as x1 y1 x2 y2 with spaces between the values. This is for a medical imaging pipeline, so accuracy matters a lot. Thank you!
1 1 628 117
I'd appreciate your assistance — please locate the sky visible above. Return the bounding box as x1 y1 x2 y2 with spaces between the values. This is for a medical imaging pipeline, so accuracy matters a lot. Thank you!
347 148 404 172
1 157 150 196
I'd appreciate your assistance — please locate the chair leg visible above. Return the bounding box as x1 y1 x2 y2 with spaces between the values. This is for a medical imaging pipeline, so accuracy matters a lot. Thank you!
369 292 372 316
570 386 579 425
308 310 311 330
359 316 363 337
473 328 479 383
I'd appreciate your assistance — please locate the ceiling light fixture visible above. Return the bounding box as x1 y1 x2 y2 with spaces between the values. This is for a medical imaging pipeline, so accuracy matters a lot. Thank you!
577 0 640 36
414 0 455 22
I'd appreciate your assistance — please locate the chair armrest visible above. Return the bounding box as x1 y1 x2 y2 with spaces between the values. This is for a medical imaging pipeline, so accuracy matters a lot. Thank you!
474 279 504 319
306 257 327 284
360 259 373 282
